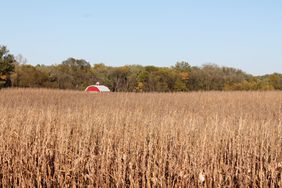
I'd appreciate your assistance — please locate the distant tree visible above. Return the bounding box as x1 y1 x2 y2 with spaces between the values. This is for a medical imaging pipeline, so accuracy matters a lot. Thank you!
224 78 274 91
173 62 191 90
6 52 280 92
267 73 282 90
173 61 191 72
125 65 144 92
14 64 49 87
92 63 113 89
135 70 149 92
0 45 16 88
174 78 187 91
61 58 91 71
109 66 130 92
58 58 92 89
15 54 27 64
188 64 249 91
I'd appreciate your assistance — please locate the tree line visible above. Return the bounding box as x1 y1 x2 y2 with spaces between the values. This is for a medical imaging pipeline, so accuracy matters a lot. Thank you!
1 45 282 91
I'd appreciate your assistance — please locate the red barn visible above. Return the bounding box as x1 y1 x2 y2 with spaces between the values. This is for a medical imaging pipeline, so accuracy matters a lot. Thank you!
85 82 110 92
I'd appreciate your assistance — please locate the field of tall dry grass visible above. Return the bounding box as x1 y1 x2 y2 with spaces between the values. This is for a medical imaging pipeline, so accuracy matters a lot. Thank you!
0 88 282 187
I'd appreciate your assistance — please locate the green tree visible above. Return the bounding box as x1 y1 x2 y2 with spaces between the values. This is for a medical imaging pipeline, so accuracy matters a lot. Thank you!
173 62 190 90
92 63 113 89
173 61 191 72
57 58 92 89
0 45 16 88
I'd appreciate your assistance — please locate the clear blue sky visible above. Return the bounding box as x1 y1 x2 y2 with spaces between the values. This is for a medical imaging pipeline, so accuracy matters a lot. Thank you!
1 0 281 75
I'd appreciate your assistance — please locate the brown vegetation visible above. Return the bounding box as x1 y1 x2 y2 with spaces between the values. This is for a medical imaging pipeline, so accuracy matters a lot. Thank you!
0 89 282 187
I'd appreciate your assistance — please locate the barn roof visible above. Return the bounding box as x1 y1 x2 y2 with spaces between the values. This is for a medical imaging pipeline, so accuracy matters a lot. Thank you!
85 85 110 92
95 85 110 92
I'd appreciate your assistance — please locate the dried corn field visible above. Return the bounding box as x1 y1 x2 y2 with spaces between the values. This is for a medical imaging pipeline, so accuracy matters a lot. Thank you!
0 89 282 187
